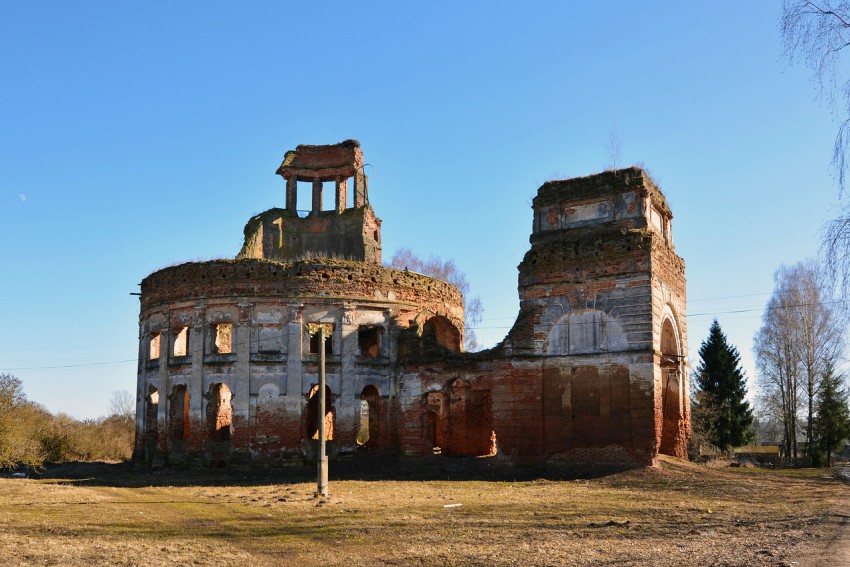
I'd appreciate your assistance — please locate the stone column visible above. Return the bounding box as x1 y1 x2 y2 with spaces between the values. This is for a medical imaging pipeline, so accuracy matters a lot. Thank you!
354 170 367 208
233 303 252 459
286 177 297 212
335 177 347 214
284 306 304 449
157 327 170 453
189 306 205 456
339 308 357 448
312 179 323 214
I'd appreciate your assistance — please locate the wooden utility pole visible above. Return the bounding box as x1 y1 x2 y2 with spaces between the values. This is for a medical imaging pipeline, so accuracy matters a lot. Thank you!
307 322 333 497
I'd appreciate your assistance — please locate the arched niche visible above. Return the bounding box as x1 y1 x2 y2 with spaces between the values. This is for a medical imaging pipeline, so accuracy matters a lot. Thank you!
255 382 281 437
423 315 462 352
545 309 628 355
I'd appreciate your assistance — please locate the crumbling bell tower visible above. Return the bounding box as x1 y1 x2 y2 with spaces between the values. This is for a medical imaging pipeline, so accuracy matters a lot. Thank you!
396 167 689 465
508 167 689 461
238 139 382 264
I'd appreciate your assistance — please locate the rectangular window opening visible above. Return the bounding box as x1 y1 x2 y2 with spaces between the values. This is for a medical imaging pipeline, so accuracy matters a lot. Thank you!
308 326 333 355
149 333 161 360
173 327 189 357
212 323 233 354
358 326 381 358
296 181 312 218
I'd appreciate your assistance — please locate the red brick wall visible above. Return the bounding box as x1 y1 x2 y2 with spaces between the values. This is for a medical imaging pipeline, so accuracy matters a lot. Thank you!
394 355 656 465
141 258 463 330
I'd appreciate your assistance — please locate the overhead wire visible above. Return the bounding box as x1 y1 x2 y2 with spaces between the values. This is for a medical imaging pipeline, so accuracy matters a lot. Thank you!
3 292 842 371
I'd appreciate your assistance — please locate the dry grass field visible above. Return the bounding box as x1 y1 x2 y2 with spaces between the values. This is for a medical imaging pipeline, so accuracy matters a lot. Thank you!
0 456 846 566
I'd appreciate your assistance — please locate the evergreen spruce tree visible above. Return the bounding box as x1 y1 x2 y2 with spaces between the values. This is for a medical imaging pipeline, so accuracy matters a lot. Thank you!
813 361 850 467
694 320 754 453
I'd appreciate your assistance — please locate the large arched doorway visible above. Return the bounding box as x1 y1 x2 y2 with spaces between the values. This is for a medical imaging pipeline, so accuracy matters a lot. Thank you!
144 385 159 460
443 378 496 457
169 384 190 444
207 383 233 442
206 383 234 466
659 316 685 457
306 385 334 440
357 385 381 449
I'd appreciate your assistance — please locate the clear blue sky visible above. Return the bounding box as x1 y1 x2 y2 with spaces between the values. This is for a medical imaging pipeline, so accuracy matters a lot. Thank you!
0 2 842 419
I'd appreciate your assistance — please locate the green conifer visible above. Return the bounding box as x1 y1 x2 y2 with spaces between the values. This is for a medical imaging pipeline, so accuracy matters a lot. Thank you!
694 320 754 452
813 361 850 467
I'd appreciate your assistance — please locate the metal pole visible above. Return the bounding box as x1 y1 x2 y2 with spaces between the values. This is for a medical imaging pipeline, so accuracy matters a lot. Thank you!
317 324 329 497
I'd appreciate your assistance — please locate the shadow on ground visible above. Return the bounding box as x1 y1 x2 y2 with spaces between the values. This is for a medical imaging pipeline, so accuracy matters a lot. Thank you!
21 453 645 488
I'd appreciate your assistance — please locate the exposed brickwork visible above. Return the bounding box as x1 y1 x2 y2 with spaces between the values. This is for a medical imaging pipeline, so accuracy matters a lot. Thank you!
276 139 363 182
133 145 688 469
140 258 463 328
237 206 382 264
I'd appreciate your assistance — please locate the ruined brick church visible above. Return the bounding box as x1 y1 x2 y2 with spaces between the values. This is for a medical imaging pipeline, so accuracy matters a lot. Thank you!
134 140 689 468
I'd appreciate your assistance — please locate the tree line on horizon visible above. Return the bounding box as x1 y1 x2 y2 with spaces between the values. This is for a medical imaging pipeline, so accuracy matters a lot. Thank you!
0 375 134 470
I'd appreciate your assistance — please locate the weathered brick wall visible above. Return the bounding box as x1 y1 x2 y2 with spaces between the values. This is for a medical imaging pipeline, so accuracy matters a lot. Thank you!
237 205 383 264
135 257 465 465
650 213 689 459
141 258 463 327
512 226 654 352
134 164 688 469
276 139 363 181
395 355 655 465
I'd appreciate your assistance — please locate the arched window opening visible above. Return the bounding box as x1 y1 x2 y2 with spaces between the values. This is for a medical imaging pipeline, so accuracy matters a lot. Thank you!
357 385 381 448
169 384 190 442
306 384 334 440
207 383 233 442
423 316 461 352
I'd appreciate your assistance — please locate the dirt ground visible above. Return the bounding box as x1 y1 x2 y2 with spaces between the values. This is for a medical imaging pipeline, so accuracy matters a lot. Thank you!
0 455 847 566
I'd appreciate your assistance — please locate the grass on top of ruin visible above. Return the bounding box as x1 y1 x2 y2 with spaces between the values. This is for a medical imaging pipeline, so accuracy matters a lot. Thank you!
0 456 846 566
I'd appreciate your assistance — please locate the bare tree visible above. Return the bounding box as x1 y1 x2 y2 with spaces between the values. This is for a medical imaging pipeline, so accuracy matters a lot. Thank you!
755 291 802 465
389 248 484 351
782 1 850 295
606 128 622 170
788 261 845 456
754 261 845 465
108 390 135 420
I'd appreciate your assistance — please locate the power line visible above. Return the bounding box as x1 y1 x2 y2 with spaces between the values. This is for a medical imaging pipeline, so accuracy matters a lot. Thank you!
1 359 137 371
469 299 846 330
4 297 843 369
686 292 771 303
